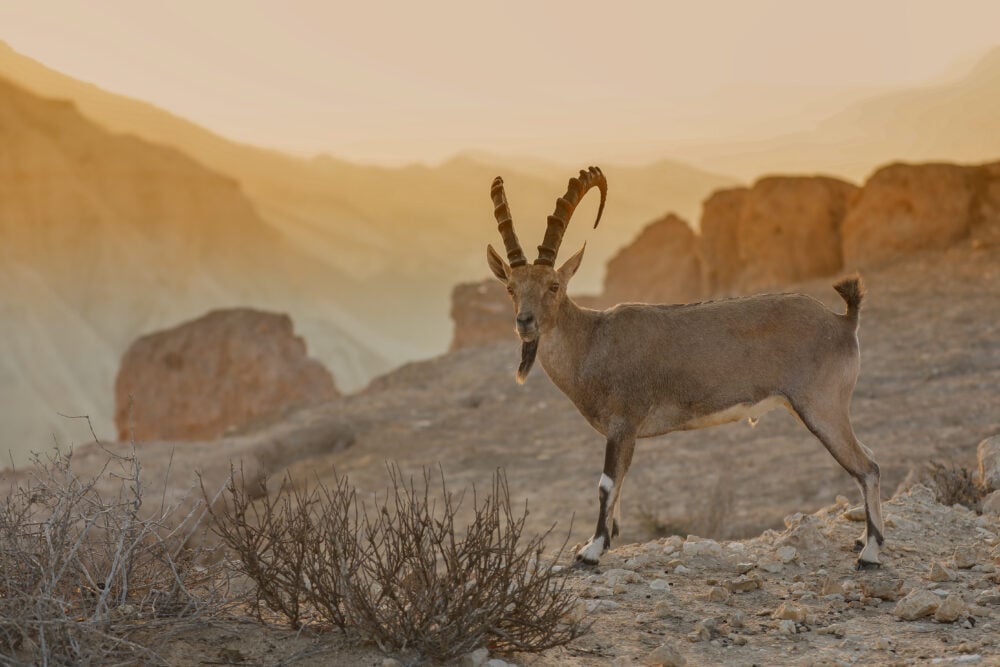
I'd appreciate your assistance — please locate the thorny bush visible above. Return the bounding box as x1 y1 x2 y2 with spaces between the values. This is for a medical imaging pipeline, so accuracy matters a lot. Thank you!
0 446 228 666
205 464 587 661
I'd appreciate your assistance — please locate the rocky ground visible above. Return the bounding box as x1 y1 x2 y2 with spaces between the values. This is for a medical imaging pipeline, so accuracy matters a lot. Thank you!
144 241 1000 666
3 239 997 666
153 482 1000 666
274 241 1000 548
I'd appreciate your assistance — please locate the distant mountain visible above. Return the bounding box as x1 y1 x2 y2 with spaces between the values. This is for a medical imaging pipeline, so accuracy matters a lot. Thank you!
0 40 736 333
671 46 1000 180
0 76 388 458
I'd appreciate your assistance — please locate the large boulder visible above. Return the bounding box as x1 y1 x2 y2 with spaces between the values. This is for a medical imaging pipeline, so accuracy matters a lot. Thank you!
603 213 702 304
841 162 1000 268
449 279 513 351
114 309 338 441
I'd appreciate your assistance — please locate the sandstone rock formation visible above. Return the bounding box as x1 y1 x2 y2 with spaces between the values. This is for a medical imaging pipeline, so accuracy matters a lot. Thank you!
698 177 857 295
841 161 1000 267
114 309 338 441
698 187 748 295
603 214 702 305
732 176 858 292
449 280 512 351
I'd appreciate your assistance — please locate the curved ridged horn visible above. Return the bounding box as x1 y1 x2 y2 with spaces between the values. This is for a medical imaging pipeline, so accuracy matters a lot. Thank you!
491 176 528 267
536 166 607 266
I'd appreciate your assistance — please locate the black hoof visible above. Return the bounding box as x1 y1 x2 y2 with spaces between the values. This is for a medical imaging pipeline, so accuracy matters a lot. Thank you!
853 539 865 553
856 559 881 571
611 520 620 538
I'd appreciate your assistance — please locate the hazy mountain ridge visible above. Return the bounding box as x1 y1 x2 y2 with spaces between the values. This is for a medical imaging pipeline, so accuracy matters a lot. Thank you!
0 40 736 357
0 76 388 458
671 46 1000 180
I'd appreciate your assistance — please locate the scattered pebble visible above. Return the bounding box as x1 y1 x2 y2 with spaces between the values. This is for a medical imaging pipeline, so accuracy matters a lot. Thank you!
934 593 966 623
725 573 764 593
861 577 906 601
458 648 490 667
759 559 784 574
817 623 847 638
772 601 807 622
704 586 730 603
928 561 957 582
585 599 620 613
894 589 941 620
485 659 516 667
777 619 797 635
682 538 723 558
974 589 1000 605
777 546 798 563
643 641 686 666
843 506 867 521
954 545 978 569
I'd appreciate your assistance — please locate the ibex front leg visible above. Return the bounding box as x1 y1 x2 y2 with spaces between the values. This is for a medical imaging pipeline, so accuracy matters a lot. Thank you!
576 426 636 564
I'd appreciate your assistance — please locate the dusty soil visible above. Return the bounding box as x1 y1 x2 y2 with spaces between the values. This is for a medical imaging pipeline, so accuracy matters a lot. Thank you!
5 241 997 666
144 240 1000 666
279 241 1000 548
143 484 1000 666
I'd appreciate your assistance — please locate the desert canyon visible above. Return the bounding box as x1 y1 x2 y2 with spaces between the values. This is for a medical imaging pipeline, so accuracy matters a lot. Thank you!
1 34 999 667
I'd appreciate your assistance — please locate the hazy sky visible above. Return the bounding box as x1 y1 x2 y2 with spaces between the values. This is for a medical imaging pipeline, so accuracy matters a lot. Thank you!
3 0 1000 164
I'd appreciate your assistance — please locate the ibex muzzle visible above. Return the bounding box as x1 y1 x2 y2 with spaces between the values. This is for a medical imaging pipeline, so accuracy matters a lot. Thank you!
485 167 884 570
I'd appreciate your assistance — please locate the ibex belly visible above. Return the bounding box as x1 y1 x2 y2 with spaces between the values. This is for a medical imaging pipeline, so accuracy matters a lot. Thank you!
639 394 791 437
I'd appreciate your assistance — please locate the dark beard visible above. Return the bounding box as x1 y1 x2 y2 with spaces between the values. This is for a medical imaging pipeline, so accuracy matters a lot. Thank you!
516 340 538 385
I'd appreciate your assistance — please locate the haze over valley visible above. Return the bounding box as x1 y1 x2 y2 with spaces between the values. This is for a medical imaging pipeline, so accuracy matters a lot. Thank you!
2 4 1000 463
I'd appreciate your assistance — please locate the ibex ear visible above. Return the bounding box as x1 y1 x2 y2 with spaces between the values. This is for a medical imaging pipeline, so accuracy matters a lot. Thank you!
486 244 511 284
557 244 586 283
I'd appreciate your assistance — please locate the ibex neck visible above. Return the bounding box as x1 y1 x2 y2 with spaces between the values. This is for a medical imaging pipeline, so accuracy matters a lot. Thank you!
538 297 598 394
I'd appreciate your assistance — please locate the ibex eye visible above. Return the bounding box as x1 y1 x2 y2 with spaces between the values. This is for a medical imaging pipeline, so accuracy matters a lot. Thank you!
549 283 560 293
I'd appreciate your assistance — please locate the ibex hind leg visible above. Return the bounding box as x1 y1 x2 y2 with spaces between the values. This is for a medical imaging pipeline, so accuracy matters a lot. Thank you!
791 400 884 569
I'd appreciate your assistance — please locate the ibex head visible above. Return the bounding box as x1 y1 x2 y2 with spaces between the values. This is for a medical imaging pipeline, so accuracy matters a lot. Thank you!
486 167 607 383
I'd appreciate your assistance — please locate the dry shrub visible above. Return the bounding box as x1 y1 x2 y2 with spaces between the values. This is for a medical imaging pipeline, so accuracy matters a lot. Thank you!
206 464 586 661
902 461 987 511
0 445 228 666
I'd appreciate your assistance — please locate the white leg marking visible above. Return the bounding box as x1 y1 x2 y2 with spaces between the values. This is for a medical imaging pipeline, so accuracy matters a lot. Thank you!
599 473 614 493
859 536 881 564
576 535 606 564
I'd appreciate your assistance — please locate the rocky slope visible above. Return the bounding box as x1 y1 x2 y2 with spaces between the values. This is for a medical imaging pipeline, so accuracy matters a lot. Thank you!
0 76 386 460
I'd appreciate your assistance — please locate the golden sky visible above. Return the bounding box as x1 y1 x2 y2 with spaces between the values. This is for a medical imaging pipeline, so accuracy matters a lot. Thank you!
3 0 1000 165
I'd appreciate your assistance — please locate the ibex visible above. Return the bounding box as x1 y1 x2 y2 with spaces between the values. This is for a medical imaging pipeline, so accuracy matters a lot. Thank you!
485 167 884 569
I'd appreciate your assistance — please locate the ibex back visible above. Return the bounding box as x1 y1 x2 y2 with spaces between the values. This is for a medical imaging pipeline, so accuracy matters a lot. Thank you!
485 167 884 569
